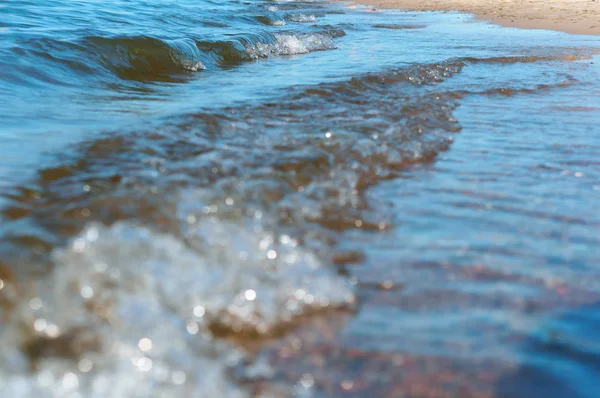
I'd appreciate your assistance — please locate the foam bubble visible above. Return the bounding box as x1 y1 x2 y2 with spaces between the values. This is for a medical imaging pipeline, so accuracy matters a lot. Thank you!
246 33 336 59
0 217 354 397
288 14 318 23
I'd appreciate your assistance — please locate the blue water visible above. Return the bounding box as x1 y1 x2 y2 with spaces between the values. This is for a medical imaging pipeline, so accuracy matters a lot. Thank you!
0 0 599 397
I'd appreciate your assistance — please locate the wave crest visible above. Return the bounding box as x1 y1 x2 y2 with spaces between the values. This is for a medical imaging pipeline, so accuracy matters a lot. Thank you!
86 36 205 81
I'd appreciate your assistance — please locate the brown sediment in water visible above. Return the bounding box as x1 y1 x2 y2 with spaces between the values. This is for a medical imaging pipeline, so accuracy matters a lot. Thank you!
0 262 15 314
350 0 600 35
246 313 512 398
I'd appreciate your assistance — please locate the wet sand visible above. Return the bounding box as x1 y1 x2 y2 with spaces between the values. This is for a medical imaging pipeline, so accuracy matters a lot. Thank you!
353 0 600 35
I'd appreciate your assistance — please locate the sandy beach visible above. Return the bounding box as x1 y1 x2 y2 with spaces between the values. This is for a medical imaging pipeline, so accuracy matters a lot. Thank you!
353 0 600 35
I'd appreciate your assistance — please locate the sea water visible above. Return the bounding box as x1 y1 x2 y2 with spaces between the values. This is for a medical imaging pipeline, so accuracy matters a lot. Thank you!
0 1 599 396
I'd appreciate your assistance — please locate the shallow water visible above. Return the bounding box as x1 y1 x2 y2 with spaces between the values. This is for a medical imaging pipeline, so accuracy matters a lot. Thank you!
1 0 600 397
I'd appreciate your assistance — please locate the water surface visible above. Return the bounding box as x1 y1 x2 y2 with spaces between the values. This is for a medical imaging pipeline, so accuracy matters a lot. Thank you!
0 0 599 396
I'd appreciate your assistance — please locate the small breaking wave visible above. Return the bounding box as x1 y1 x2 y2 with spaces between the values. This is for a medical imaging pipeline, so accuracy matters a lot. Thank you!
12 28 342 84
86 36 205 81
195 30 339 67
254 15 286 26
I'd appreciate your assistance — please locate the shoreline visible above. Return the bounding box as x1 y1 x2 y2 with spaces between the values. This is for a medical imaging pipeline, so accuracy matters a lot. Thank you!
351 0 600 35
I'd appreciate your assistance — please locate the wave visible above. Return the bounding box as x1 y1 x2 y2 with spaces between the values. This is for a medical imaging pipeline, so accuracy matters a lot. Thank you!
85 36 205 81
0 55 585 397
13 29 343 83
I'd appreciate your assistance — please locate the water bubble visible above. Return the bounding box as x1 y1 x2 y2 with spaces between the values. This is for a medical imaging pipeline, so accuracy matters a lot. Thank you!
379 280 396 290
186 321 199 335
285 253 298 264
80 286 94 299
193 305 205 318
267 249 277 260
78 358 93 373
341 380 354 390
33 318 48 332
62 372 79 390
244 289 257 301
45 323 61 338
138 338 153 352
29 297 42 310
133 357 153 372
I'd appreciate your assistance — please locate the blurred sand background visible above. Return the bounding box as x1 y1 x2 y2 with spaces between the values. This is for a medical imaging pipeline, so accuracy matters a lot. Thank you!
353 0 600 35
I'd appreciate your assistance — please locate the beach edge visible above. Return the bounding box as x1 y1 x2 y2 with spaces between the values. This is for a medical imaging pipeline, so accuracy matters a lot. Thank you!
350 0 600 36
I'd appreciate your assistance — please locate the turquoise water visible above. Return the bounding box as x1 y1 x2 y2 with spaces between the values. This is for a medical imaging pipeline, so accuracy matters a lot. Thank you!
0 1 599 396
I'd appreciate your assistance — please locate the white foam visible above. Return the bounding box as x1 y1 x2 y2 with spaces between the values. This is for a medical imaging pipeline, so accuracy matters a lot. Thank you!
288 14 317 23
0 215 354 397
246 33 336 59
